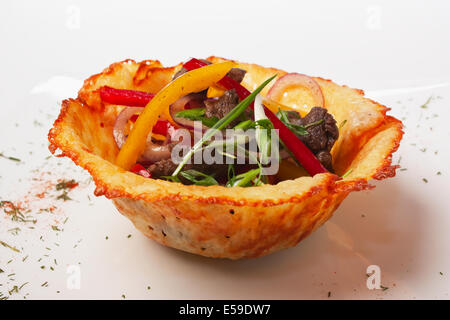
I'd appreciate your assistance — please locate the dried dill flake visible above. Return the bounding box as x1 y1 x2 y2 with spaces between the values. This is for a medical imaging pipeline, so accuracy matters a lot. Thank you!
8 227 21 235
8 286 19 296
420 96 433 109
0 152 21 162
0 201 36 224
0 240 20 253
56 191 72 201
55 179 78 191
55 179 78 201
0 200 19 214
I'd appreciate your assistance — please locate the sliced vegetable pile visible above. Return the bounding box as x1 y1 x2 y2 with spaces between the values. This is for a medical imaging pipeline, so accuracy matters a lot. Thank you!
103 58 339 187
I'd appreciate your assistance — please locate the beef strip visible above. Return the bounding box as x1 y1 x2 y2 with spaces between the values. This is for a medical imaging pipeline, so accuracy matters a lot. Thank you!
315 151 333 172
286 107 339 172
147 158 178 178
203 89 252 128
204 89 240 122
225 67 246 83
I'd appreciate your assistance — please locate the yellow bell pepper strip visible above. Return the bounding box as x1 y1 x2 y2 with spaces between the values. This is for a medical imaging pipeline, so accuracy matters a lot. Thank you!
115 61 236 170
206 85 226 98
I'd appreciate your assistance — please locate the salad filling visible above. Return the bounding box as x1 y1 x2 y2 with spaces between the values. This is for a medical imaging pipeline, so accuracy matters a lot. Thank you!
103 58 339 186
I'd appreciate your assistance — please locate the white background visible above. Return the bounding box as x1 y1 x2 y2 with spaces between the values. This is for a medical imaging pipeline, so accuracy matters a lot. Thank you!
0 0 449 299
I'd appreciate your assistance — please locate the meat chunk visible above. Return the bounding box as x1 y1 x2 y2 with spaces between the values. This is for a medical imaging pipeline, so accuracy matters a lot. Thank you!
302 107 339 151
225 68 246 83
286 107 339 172
147 158 178 178
204 89 241 127
315 150 333 172
148 158 227 182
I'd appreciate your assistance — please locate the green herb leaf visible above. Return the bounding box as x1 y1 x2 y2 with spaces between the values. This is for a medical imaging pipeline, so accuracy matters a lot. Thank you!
339 119 347 129
161 175 181 183
200 117 220 128
277 108 291 123
175 108 219 127
342 168 353 178
179 169 219 186
233 119 253 130
227 168 261 187
228 145 265 187
175 108 205 119
276 108 318 136
304 119 324 129
227 164 235 182
285 123 308 136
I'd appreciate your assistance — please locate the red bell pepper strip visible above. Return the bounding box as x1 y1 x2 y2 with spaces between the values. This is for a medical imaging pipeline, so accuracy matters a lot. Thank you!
130 163 152 178
100 86 155 107
263 109 327 175
183 58 327 176
129 116 174 137
152 120 174 136
182 58 208 71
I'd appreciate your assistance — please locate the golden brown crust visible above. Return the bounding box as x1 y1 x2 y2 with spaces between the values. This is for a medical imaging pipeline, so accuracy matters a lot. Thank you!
371 116 404 180
48 58 403 259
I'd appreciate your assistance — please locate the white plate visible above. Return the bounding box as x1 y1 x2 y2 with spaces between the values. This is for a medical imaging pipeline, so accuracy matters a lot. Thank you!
0 0 449 300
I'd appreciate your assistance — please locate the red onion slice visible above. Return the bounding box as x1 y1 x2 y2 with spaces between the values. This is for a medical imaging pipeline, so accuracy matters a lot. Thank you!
267 73 324 108
113 106 144 149
169 94 209 131
113 106 174 163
